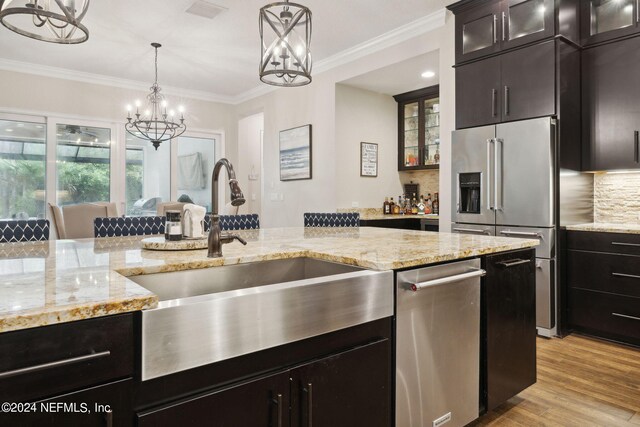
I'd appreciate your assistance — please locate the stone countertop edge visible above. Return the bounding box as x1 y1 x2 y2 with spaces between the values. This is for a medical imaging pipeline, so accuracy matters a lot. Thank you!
0 227 539 333
565 223 640 235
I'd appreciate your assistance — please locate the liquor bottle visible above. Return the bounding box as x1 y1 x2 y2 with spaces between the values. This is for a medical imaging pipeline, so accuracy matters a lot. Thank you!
418 195 425 214
383 197 390 215
392 197 400 214
404 196 412 215
433 193 440 215
411 194 418 214
425 193 433 214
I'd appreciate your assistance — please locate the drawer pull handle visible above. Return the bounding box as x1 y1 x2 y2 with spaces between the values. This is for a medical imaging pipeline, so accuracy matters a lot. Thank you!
411 269 486 291
497 259 531 268
0 350 111 380
612 312 640 322
453 227 490 235
499 230 543 238
612 242 640 248
612 272 640 280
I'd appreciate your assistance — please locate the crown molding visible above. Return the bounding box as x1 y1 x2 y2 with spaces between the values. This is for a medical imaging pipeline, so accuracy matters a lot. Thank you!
233 8 447 104
0 8 446 106
0 58 237 104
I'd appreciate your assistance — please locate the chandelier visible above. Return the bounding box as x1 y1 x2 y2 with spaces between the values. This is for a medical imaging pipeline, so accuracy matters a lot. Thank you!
259 0 312 87
126 43 186 151
0 0 90 44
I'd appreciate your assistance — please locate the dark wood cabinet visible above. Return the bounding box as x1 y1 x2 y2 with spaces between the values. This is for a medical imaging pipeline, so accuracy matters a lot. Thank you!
582 35 640 171
394 86 440 171
0 379 133 427
138 371 291 427
0 314 134 403
567 231 640 346
581 0 640 46
291 340 391 427
451 0 557 64
139 339 391 427
482 249 537 412
456 41 556 129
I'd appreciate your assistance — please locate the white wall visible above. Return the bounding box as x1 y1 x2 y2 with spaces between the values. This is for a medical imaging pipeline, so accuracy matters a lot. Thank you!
334 84 403 208
237 113 264 216
234 14 455 229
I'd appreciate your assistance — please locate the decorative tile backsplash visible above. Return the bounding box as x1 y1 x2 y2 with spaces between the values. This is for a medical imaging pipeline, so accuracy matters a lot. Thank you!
400 170 440 198
594 172 640 224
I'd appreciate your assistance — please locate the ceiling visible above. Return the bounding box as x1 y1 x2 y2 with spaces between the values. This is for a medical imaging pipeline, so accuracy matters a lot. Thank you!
0 0 449 102
339 50 440 96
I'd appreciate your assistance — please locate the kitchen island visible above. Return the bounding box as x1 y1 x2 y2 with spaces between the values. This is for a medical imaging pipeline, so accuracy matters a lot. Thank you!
0 227 538 427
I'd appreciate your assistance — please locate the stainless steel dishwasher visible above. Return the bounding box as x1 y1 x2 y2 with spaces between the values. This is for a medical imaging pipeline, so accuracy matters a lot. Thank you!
396 258 484 427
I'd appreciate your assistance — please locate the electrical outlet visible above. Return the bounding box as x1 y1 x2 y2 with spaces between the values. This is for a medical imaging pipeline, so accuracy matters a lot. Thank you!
351 201 359 208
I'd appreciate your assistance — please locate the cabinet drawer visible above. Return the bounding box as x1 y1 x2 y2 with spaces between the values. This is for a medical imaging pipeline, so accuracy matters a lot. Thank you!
568 251 640 298
0 314 134 402
567 231 640 256
570 288 640 346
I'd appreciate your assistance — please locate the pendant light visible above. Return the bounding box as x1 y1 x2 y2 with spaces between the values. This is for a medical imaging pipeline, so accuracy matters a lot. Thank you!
0 0 90 44
259 0 312 87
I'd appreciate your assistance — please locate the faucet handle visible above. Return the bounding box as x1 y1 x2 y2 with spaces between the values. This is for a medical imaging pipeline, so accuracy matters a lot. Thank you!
232 235 248 246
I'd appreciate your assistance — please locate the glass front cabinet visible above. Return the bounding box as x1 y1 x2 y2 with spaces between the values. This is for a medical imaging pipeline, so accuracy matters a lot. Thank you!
454 0 554 63
581 0 640 45
394 86 440 171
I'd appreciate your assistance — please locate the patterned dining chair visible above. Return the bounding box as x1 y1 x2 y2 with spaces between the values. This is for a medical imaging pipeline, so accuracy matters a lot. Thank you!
94 216 166 237
303 213 360 227
0 219 50 243
203 214 260 231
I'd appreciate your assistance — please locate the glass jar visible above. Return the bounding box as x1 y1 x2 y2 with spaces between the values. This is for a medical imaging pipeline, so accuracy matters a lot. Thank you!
165 210 183 241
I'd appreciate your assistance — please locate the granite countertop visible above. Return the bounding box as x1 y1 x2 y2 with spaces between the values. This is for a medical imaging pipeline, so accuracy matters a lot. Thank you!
0 227 538 333
565 223 640 235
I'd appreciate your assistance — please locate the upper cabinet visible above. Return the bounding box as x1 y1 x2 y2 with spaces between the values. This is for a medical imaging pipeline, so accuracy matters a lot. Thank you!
581 0 640 46
582 35 640 170
456 41 556 129
394 86 441 171
453 0 556 64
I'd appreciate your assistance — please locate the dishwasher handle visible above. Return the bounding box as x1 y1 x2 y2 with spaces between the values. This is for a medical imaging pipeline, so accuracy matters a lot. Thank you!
410 268 486 292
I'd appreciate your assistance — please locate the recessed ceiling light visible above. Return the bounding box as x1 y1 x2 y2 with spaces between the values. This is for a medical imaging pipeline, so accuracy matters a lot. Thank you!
6 129 13 132
421 70 436 79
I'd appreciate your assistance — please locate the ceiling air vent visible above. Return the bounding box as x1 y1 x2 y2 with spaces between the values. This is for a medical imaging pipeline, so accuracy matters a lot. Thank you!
185 1 228 20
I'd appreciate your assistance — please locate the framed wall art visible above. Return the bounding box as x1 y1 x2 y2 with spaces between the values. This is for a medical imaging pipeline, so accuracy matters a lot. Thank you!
360 142 378 177
280 124 312 181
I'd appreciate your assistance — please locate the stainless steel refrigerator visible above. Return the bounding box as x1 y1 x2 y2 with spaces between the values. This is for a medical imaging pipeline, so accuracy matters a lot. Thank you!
451 117 556 336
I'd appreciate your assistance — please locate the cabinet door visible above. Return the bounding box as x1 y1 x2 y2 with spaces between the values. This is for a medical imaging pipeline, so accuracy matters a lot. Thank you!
291 339 391 427
455 0 503 63
138 371 290 427
581 0 639 45
583 36 640 171
501 0 555 49
483 249 536 412
0 379 133 427
500 41 556 122
400 101 421 168
456 56 501 129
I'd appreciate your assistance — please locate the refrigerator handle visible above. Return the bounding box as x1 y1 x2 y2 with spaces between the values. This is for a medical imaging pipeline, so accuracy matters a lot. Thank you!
486 139 494 211
495 138 503 211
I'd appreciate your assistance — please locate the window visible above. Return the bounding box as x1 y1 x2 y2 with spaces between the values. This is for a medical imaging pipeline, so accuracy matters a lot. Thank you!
176 136 216 211
56 124 111 206
0 119 46 219
125 134 171 216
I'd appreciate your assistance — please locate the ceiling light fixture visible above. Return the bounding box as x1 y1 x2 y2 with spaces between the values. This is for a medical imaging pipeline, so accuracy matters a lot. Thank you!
259 0 312 87
0 0 90 44
125 43 186 150
421 70 436 79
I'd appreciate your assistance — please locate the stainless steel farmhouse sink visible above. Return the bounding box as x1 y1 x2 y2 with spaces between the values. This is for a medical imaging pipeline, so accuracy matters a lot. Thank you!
128 257 393 380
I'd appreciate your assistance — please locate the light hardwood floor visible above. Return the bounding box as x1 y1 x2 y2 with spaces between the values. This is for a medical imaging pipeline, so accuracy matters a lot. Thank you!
471 334 640 427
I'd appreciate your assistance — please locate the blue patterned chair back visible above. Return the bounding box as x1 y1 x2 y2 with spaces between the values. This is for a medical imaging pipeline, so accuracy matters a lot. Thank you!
94 216 165 237
0 219 50 243
304 213 360 228
203 214 260 231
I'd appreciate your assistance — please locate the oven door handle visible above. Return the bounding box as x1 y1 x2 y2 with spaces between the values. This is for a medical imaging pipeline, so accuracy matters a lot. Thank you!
410 269 486 292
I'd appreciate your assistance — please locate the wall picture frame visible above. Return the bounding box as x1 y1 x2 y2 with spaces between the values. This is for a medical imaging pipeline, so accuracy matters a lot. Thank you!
360 142 378 177
280 124 312 181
